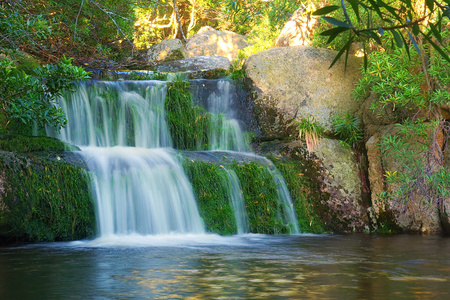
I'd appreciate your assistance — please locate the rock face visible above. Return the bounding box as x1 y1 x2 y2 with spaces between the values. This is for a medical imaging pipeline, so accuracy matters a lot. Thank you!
186 26 248 62
312 138 369 232
365 125 443 234
244 46 362 135
275 7 318 47
147 38 188 64
155 56 231 76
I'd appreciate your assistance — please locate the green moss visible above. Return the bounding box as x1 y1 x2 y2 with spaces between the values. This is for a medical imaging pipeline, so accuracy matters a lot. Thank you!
269 154 328 234
0 152 95 242
231 161 289 234
0 135 78 152
183 160 237 235
165 80 211 150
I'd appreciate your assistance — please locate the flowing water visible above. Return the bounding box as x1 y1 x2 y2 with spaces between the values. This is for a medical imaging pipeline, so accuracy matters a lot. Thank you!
1 235 449 299
49 79 299 236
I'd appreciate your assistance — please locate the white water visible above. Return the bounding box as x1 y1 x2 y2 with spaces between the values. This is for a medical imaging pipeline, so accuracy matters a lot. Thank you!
204 80 249 152
223 169 249 234
50 79 299 237
50 81 205 235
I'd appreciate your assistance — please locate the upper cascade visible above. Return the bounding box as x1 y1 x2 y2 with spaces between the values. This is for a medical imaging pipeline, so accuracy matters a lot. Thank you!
50 80 171 148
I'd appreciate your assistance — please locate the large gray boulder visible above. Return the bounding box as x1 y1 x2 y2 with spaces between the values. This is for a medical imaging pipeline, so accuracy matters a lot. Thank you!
155 56 231 75
311 138 369 232
244 46 362 134
186 26 248 62
147 38 188 64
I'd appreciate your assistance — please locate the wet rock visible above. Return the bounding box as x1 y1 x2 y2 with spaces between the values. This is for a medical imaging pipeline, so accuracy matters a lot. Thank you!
311 138 368 232
365 125 443 234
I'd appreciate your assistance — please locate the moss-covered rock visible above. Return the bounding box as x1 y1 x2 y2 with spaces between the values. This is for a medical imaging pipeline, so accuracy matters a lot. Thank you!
0 135 78 152
0 150 95 243
183 160 237 235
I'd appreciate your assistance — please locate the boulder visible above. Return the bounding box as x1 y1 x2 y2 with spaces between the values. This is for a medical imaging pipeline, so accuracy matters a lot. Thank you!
441 144 450 234
275 7 318 47
186 26 248 62
311 138 369 232
155 56 231 78
244 46 362 134
365 125 443 234
147 38 188 64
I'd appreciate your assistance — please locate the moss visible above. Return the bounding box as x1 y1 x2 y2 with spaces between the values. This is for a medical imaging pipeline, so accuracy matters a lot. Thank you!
183 160 237 235
231 161 289 234
0 151 95 242
0 135 78 152
269 155 328 234
165 80 212 150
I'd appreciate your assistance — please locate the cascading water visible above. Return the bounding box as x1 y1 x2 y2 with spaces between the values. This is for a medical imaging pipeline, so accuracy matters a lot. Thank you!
50 78 299 237
223 169 249 234
191 79 249 152
50 81 205 236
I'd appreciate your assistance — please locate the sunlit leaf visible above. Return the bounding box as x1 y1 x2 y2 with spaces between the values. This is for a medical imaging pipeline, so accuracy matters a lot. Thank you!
322 17 354 28
312 5 340 15
329 37 353 69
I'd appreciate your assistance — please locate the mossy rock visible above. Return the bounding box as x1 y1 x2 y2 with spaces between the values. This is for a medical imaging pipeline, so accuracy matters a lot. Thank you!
0 151 95 243
0 135 79 153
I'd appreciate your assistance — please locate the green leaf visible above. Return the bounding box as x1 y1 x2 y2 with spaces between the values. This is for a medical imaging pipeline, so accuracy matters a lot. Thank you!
391 30 403 48
320 26 352 36
400 33 411 59
313 5 340 15
365 31 382 45
429 22 442 44
425 0 434 12
347 0 360 22
329 37 353 69
421 31 450 63
322 17 354 28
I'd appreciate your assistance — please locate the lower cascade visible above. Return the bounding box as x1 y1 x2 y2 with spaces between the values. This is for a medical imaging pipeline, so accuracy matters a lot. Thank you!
50 79 300 236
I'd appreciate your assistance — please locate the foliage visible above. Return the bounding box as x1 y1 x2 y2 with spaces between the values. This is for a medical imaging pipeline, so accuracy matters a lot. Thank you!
1 0 135 61
293 116 323 153
269 154 328 233
0 55 90 133
314 0 450 69
331 112 363 147
0 136 77 152
0 152 95 242
231 161 290 234
183 160 237 235
379 120 449 208
164 79 211 150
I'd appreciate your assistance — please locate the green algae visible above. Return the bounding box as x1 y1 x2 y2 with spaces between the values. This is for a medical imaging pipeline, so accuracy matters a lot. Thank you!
0 151 95 242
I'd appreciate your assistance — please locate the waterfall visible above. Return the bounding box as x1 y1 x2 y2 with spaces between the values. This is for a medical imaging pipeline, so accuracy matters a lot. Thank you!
50 81 205 236
191 79 249 152
223 169 249 234
50 78 300 237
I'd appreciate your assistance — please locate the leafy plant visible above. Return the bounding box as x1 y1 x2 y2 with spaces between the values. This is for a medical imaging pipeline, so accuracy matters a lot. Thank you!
313 0 450 69
0 55 90 133
332 113 363 147
294 116 323 153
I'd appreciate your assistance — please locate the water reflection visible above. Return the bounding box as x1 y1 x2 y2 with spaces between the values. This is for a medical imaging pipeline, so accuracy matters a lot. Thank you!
1 235 449 299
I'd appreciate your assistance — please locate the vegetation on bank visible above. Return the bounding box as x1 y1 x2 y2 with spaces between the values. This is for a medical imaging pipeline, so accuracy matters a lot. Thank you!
0 150 95 242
